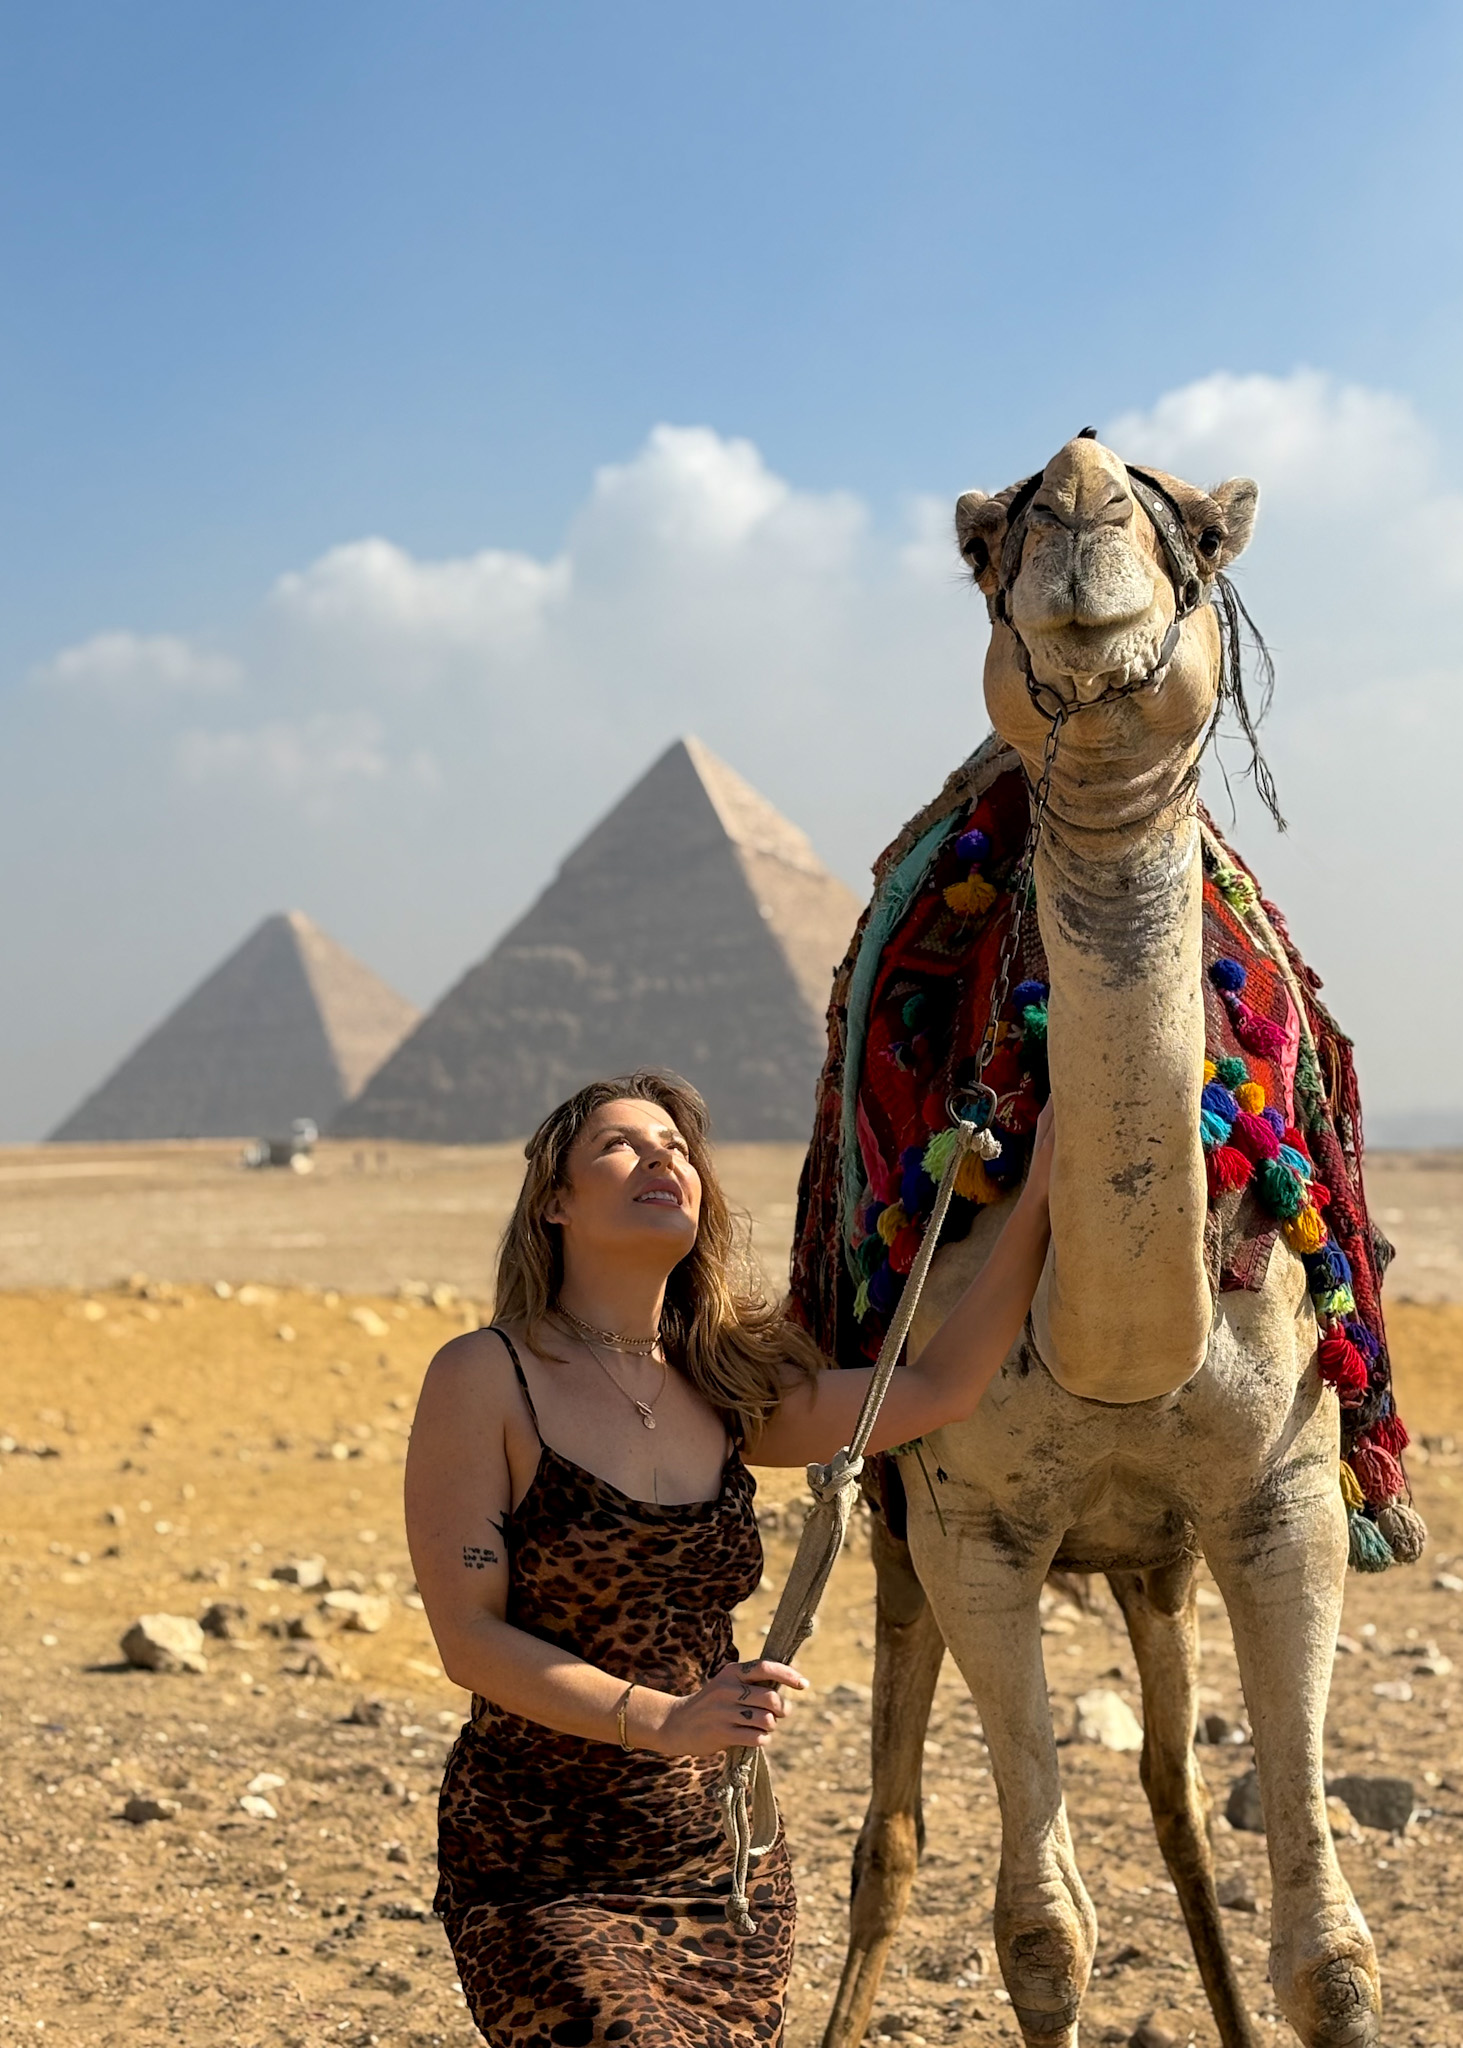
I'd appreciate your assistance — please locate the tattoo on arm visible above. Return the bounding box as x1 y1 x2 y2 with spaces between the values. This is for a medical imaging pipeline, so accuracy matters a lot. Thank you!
462 1545 499 1570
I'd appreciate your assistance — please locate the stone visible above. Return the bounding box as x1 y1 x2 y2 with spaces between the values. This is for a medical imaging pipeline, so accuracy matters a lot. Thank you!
1215 1873 1258 1913
343 1696 390 1727
1198 1712 1248 1746
1433 1571 1463 1594
1225 1769 1265 1833
283 1649 336 1679
375 1898 432 1921
1128 2018 1178 2048
245 1771 286 1796
122 1795 179 1824
320 1589 391 1633
239 1793 277 1820
385 1841 411 1864
199 1600 249 1640
120 1613 207 1674
1326 1775 1416 1833
1370 1679 1414 1703
1071 1689 1144 1753
285 1611 328 1640
348 1307 391 1338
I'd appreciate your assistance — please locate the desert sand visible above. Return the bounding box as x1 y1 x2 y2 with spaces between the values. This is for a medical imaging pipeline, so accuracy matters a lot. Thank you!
1 1141 1460 2047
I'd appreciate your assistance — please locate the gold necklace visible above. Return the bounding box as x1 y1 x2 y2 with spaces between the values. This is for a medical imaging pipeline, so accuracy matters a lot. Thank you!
557 1304 661 1356
580 1336 669 1432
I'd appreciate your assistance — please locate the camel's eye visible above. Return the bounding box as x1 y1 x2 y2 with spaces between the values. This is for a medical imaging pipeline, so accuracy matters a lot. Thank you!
1198 526 1223 560
1027 504 1059 529
961 536 989 574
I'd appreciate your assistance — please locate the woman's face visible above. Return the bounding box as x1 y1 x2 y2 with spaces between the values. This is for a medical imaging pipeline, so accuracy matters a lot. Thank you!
548 1097 702 1267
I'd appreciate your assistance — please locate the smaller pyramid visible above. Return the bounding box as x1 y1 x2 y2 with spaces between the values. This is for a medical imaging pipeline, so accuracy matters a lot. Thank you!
50 912 419 1142
335 738 861 1143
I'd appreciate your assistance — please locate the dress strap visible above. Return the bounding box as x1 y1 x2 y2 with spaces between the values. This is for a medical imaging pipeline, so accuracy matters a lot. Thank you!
486 1324 542 1441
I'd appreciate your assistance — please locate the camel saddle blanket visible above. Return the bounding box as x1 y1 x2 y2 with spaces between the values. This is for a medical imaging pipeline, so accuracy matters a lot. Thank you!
789 737 1421 1572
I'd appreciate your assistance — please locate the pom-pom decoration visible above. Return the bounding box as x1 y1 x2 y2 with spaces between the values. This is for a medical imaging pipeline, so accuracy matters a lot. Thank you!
1209 957 1247 993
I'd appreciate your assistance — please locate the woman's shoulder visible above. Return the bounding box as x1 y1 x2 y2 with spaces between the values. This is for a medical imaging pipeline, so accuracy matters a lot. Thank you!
419 1321 524 1418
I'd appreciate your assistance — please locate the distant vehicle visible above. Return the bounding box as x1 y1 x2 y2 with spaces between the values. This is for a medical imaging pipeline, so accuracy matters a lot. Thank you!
241 1118 318 1172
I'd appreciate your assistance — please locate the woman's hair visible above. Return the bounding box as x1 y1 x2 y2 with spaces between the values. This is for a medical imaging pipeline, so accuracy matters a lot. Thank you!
492 1069 823 1443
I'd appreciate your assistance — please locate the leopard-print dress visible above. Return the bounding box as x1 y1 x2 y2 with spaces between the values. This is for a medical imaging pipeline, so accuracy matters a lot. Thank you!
435 1329 796 2046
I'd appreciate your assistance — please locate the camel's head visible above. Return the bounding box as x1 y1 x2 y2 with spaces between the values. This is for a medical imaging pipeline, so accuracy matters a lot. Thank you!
956 434 1260 804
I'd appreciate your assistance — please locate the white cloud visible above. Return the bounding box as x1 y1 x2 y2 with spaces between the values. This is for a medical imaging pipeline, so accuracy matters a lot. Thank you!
36 630 240 702
271 536 569 654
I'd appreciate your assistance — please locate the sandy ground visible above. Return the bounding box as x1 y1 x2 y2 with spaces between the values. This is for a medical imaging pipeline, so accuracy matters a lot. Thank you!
1 1143 1461 2048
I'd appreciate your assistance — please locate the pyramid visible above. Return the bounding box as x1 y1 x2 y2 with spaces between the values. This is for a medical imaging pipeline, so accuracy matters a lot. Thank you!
335 738 861 1143
50 912 420 1142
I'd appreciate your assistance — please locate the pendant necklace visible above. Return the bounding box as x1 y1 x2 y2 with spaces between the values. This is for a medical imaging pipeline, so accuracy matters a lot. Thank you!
579 1335 669 1432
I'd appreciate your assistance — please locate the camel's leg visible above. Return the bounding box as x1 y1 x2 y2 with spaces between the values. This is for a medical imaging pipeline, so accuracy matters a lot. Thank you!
1203 1483 1380 2047
1108 1560 1256 2048
822 1511 945 2048
933 1553 1096 2048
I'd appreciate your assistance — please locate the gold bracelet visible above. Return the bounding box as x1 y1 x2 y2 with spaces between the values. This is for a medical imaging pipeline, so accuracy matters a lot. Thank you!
614 1681 635 1752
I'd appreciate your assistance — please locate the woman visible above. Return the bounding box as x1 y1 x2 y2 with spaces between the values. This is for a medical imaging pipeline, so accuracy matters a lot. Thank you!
406 1068 1052 2046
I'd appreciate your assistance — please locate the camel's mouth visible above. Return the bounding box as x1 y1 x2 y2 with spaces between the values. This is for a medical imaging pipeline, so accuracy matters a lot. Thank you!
1016 617 1172 698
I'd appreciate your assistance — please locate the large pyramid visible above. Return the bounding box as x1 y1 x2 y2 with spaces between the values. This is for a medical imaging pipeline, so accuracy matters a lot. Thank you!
335 738 860 1143
51 912 420 1142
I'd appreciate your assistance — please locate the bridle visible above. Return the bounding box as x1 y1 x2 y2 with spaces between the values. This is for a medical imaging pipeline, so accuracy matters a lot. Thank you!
985 429 1220 723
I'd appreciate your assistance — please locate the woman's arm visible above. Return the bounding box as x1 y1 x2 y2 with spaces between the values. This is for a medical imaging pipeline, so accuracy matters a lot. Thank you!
404 1330 805 1753
748 1105 1054 1469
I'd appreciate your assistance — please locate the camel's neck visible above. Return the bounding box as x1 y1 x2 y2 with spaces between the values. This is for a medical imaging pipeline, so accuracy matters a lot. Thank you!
1030 781 1210 1403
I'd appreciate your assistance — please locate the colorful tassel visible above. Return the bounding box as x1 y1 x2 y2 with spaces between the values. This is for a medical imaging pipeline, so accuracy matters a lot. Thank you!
1200 1109 1233 1151
1203 1058 1217 1083
876 1203 907 1246
1235 1081 1266 1114
1207 1145 1253 1198
853 1278 871 1321
890 1222 923 1276
921 1127 961 1184
1210 957 1247 994
1261 1106 1286 1138
869 1262 899 1315
901 993 928 1030
1376 1501 1427 1565
1020 1002 1048 1043
955 1149 1000 1202
1214 1055 1248 1089
1317 1331 1370 1401
1255 1157 1305 1220
1202 1081 1241 1124
899 1146 928 1216
1348 1511 1394 1573
1350 1441 1405 1507
1211 861 1258 914
1011 979 1049 1010
954 826 990 865
1279 1143 1313 1181
1368 1412 1409 1455
1339 1461 1365 1510
944 874 998 918
1282 1205 1327 1254
1225 994 1290 1061
1230 1108 1282 1162
1314 1283 1357 1321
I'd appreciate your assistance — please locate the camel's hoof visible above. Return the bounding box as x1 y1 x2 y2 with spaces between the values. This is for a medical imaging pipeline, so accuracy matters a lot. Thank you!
1276 1947 1382 2048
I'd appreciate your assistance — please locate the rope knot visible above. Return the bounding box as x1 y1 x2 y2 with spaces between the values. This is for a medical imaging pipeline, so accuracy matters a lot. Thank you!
806 1449 864 1503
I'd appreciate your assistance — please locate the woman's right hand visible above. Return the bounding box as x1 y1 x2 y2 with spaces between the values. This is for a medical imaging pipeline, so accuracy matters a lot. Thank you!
640 1659 808 1757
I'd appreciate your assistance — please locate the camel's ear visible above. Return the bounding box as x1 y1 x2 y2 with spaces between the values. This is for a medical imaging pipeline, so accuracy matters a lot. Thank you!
954 489 1006 594
1208 477 1259 567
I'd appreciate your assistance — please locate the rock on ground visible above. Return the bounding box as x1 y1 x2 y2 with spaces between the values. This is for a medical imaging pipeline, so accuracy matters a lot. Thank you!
1225 1768 1265 1833
1072 1689 1144 1752
119 1612 207 1674
1326 1774 1416 1832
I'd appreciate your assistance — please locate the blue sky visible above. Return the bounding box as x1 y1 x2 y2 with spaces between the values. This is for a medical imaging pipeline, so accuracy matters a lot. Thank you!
3 3 1462 1140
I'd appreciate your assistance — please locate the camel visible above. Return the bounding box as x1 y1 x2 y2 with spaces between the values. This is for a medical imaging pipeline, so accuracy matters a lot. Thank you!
814 435 1385 2048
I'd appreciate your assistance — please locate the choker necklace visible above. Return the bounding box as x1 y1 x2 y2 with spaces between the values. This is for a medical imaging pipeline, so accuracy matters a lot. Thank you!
557 1305 662 1356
